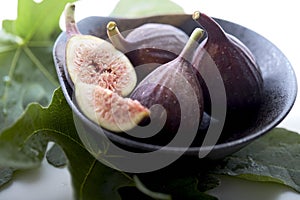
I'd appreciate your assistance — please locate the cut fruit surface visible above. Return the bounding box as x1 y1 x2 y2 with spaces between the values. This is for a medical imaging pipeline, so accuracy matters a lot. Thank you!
75 82 150 132
64 3 137 97
66 35 137 96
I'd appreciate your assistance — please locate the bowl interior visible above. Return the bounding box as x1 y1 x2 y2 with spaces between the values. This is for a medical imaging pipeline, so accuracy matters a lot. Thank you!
53 14 297 159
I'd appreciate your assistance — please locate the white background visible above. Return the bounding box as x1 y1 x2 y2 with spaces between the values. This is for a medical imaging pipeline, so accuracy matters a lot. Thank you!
0 0 300 199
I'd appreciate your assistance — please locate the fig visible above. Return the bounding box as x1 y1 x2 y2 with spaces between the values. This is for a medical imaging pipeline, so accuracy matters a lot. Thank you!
106 21 189 81
64 3 137 96
75 82 150 132
64 3 149 132
192 11 263 129
130 28 204 144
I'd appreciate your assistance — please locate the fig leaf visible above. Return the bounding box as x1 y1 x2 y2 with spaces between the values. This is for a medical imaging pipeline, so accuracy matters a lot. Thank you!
0 167 14 187
213 128 300 192
2 90 300 199
132 174 219 200
0 0 76 133
110 0 184 18
3 0 74 41
0 88 134 200
0 88 217 200
46 144 67 168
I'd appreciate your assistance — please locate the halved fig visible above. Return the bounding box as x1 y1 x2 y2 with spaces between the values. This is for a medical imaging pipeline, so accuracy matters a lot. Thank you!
64 3 137 96
75 82 150 132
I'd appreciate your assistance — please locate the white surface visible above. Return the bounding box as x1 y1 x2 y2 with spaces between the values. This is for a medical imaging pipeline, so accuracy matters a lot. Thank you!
0 0 300 199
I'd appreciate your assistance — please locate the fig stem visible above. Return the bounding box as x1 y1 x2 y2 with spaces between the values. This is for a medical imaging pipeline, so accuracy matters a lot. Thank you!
106 21 129 52
192 11 227 40
180 28 204 62
65 3 80 38
192 11 201 21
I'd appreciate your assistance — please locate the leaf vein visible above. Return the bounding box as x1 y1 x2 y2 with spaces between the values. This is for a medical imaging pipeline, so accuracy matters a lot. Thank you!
23 46 58 86
79 158 97 200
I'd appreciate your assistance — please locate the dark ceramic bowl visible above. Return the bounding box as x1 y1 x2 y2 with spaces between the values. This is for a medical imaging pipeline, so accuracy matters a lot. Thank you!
53 14 297 160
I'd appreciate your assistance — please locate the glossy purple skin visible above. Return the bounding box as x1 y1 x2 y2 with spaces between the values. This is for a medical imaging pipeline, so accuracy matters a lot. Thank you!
193 12 264 131
130 57 204 145
108 23 189 83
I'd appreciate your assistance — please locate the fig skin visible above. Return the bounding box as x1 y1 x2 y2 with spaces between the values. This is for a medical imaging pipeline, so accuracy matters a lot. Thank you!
192 11 263 130
130 28 205 145
106 21 189 82
64 3 137 97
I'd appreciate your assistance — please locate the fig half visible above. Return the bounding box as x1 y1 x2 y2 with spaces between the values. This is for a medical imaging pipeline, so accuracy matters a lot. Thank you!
64 3 137 96
75 82 150 132
64 3 149 132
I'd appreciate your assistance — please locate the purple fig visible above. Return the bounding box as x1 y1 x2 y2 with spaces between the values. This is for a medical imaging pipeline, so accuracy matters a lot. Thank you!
106 21 189 81
130 28 205 144
192 11 263 130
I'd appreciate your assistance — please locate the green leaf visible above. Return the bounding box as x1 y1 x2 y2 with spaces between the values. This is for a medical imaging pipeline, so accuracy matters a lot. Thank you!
133 167 219 200
133 175 172 200
0 87 218 199
170 175 219 200
214 128 300 192
46 144 67 168
0 0 76 133
165 176 218 200
0 167 14 187
110 0 184 18
0 88 133 199
119 175 218 200
3 0 74 42
197 173 220 192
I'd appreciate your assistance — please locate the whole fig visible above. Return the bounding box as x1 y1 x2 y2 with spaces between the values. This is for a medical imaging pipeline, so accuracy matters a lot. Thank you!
106 21 189 81
130 28 204 145
64 3 137 97
192 11 263 130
